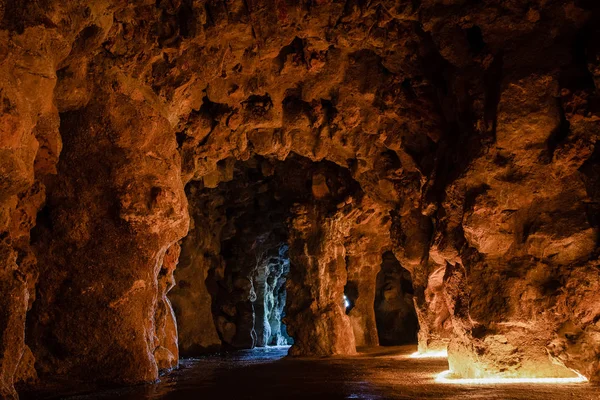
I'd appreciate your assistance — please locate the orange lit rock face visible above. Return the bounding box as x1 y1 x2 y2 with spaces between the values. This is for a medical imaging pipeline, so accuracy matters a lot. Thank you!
287 204 357 356
27 91 189 386
0 0 599 397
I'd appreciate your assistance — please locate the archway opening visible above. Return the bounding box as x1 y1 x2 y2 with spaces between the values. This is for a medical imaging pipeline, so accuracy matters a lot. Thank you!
374 251 419 346
169 152 364 356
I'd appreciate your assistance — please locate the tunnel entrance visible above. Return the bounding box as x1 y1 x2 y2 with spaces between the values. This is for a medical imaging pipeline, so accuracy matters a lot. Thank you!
374 251 419 346
170 153 364 356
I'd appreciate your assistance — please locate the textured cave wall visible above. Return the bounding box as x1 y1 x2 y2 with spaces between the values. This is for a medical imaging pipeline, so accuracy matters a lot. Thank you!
0 14 71 399
416 264 452 353
345 197 393 347
28 82 189 385
286 204 357 356
253 245 292 347
426 12 600 378
0 0 599 396
154 243 181 372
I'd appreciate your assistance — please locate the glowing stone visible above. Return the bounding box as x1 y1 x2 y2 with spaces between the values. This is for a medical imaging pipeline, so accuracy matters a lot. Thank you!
408 349 448 359
435 370 589 384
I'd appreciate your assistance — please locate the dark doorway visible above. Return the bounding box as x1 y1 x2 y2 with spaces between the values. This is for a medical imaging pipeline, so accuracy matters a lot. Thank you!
374 251 419 345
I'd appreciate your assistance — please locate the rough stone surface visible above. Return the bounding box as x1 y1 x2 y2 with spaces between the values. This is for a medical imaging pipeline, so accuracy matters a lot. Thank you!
27 83 189 385
154 243 180 372
287 204 357 356
0 0 599 397
253 245 292 347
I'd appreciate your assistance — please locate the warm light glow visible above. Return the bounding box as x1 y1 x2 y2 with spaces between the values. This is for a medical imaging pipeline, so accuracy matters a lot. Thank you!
409 349 448 359
435 370 589 384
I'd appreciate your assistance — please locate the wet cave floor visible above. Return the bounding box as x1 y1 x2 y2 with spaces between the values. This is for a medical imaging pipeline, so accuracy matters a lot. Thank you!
41 346 598 400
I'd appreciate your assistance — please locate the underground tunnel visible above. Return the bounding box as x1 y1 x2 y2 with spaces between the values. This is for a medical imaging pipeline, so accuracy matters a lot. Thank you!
1 1 600 399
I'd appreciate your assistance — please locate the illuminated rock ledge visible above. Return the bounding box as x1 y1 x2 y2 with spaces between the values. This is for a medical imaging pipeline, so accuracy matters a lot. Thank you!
435 370 589 384
408 350 448 359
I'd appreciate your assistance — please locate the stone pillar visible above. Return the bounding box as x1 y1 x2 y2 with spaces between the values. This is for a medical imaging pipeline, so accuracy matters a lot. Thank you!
0 25 67 398
414 264 452 353
390 209 442 352
253 261 271 347
264 246 292 346
28 74 189 385
346 254 380 347
285 204 356 356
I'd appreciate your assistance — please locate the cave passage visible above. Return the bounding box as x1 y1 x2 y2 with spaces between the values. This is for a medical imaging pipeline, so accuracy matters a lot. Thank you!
169 153 425 360
170 153 365 356
3 2 600 399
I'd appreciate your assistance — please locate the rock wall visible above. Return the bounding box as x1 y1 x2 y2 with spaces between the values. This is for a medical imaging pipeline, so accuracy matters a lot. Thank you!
253 245 292 347
28 81 189 385
0 0 599 396
344 197 393 347
286 204 357 356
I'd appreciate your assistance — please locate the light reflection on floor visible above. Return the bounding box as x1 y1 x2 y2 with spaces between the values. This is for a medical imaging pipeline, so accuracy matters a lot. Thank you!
435 369 589 384
39 345 597 400
408 349 448 359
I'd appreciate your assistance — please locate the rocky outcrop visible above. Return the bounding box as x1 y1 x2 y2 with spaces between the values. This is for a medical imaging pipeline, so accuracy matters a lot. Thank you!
28 82 189 386
286 204 356 356
253 245 292 347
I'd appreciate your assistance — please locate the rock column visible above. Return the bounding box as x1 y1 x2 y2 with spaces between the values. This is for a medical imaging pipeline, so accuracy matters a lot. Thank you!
285 204 356 356
28 76 189 385
346 254 380 347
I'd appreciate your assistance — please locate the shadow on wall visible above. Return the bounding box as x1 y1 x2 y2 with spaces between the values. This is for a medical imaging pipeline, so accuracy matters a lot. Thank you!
374 251 419 345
